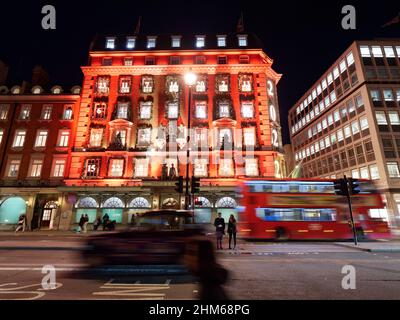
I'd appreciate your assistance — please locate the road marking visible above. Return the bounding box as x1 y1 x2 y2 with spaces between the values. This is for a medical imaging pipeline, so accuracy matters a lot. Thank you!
0 282 62 300
93 280 170 299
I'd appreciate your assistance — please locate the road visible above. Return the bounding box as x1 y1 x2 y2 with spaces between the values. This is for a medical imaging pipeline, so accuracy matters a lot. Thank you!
0 236 399 300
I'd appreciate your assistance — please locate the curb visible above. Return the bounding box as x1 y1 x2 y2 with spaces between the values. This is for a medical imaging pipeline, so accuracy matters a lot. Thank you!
334 242 400 253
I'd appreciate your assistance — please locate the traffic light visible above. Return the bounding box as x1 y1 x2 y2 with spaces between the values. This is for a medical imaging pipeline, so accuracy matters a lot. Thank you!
191 176 201 194
175 176 184 193
348 178 360 195
333 178 348 196
194 197 203 206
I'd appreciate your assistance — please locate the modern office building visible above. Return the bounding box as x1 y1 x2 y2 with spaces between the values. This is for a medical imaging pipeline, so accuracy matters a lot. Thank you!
288 40 400 226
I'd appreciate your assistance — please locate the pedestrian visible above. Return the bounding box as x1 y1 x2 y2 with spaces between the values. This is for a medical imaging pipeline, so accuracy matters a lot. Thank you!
102 213 109 231
93 217 101 231
78 214 85 233
15 214 26 233
214 212 225 250
130 213 136 226
82 214 89 233
228 214 237 250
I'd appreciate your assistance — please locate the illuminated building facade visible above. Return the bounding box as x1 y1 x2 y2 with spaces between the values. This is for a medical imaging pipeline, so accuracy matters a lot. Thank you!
289 40 400 227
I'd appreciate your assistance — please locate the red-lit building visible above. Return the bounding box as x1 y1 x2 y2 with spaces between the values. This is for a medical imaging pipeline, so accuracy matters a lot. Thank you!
0 32 285 230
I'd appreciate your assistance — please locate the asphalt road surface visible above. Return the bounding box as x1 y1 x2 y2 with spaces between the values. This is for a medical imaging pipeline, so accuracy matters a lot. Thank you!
0 237 399 300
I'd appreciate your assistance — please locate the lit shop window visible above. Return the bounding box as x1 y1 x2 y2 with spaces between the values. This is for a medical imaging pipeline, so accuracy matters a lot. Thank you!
13 130 26 147
387 162 400 178
139 101 152 119
196 35 205 48
271 128 279 147
238 35 248 46
41 105 52 120
119 76 132 94
7 159 20 177
134 158 149 177
95 76 110 95
388 111 400 125
147 36 156 49
352 169 360 179
194 158 208 177
63 106 73 120
84 158 101 178
141 75 154 93
29 159 43 177
375 111 388 125
369 164 380 180
245 158 259 176
171 36 181 48
93 103 107 119
106 37 115 49
109 159 124 177
216 74 229 93
360 167 369 179
19 105 31 120
218 101 231 118
241 101 254 118
52 159 66 177
217 35 226 47
239 74 253 92
219 159 234 177
0 104 9 120
58 130 70 147
126 37 136 49
89 128 103 147
195 101 207 119
137 127 151 146
35 130 48 147
243 127 256 147
167 102 179 119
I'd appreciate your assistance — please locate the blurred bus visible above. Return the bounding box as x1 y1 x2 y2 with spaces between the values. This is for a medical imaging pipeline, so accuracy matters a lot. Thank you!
237 178 391 240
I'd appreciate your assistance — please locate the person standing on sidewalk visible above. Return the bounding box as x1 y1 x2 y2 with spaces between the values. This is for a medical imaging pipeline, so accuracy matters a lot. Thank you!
78 214 85 233
15 214 26 233
214 212 225 250
227 214 237 250
82 214 89 233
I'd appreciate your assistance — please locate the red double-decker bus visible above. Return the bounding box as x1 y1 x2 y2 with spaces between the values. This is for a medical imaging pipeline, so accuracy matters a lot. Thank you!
237 178 391 240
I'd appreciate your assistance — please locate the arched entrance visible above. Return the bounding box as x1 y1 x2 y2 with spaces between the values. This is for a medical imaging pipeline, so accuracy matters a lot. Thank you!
40 201 58 229
102 197 125 223
216 196 238 221
0 197 26 224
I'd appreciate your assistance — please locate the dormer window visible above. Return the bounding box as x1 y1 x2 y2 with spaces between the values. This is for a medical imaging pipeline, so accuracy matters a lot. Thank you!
196 35 205 48
169 56 181 65
126 37 136 49
147 36 156 49
171 36 181 48
238 35 248 47
217 35 226 47
106 37 115 49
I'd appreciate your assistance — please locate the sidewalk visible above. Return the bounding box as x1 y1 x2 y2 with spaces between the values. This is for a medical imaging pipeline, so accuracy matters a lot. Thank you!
334 241 400 253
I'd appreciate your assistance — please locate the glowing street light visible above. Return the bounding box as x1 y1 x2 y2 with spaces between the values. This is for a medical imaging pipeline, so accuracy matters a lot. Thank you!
184 71 197 86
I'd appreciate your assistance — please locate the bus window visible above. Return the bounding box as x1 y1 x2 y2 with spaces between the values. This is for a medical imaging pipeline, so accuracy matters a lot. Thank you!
256 208 337 222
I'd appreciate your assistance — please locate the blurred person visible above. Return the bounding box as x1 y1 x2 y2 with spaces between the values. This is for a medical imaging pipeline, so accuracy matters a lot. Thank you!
227 214 237 249
82 214 89 233
102 213 109 231
214 212 225 250
15 214 26 233
78 214 85 233
130 213 136 226
93 217 101 231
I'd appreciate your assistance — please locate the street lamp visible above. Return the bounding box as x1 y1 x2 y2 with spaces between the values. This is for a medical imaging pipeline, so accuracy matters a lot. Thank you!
184 71 197 210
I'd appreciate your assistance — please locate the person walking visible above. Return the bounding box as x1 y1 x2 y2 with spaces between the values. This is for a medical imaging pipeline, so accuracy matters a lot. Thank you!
102 213 109 231
227 214 237 249
214 212 225 250
78 214 85 233
93 217 101 231
15 214 26 233
82 214 89 233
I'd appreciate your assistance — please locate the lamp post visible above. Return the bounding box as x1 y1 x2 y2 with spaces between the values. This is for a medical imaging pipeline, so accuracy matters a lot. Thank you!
184 71 197 210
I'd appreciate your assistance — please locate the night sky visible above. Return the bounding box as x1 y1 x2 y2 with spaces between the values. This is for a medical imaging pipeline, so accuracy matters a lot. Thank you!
0 0 399 144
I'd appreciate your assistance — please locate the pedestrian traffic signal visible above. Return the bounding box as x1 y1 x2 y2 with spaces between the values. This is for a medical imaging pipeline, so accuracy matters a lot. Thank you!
348 178 360 195
191 176 201 194
333 178 348 196
175 176 184 193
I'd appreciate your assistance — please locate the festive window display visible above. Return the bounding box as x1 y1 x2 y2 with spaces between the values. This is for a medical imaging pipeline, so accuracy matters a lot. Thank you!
166 75 180 94
195 74 207 93
241 101 254 118
238 73 253 92
89 128 103 147
95 76 110 95
167 101 179 119
139 101 152 119
84 158 101 178
195 101 207 119
137 127 152 146
141 75 154 93
108 158 124 177
215 74 230 93
92 103 107 119
119 76 132 94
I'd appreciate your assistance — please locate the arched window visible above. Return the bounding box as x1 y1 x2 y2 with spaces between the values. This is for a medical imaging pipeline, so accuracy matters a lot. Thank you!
216 197 237 208
162 198 179 209
76 197 98 208
44 201 58 209
103 197 124 208
194 197 212 208
128 197 151 208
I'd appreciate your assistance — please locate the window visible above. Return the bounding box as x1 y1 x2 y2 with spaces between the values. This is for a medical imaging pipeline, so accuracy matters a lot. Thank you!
238 35 247 46
52 159 65 177
360 46 371 57
241 101 254 118
58 130 69 147
344 125 351 138
35 130 48 147
351 121 360 135
0 129 3 145
85 158 101 178
147 36 156 48
196 35 205 48
124 57 133 66
387 162 400 178
63 106 73 120
144 56 155 65
218 101 230 118
134 158 149 177
217 35 226 47
102 58 112 66
139 101 152 119
369 164 380 180
195 56 206 64
117 102 129 119
95 76 110 95
169 56 181 65
106 37 115 49
243 127 256 146
372 46 383 57
92 103 107 119
352 169 360 179
219 158 234 176
388 111 400 125
360 116 369 130
239 74 252 92
194 158 208 177
7 159 20 177
334 110 340 122
19 105 31 120
29 159 43 177
195 101 207 119
0 104 9 120
114 129 127 146
355 95 363 108
193 128 208 146
13 130 26 147
330 132 337 144
370 90 381 101
384 46 395 58
239 55 250 64
383 89 394 101
167 102 179 119
195 77 206 93
141 75 154 93
360 167 369 179
171 36 181 47
137 127 151 146
245 158 259 176
346 52 355 65
126 37 135 49
119 76 131 94
217 56 227 64
339 60 347 73
167 77 179 93
375 111 388 125
89 128 103 147
216 74 229 92
109 159 124 177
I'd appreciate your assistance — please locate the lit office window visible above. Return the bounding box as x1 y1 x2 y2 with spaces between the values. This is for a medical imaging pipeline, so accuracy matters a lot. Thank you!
319 139 325 150
383 89 394 101
147 37 156 48
58 130 70 147
371 46 383 57
375 111 388 125
134 158 149 177
334 110 340 122
360 116 369 130
369 164 380 180
126 37 136 49
344 125 351 138
52 159 66 177
339 60 347 73
387 162 400 178
106 37 115 49
13 130 26 147
333 67 340 79
238 35 248 46
330 132 337 144
19 105 31 120
388 111 400 125
325 136 331 148
7 160 20 177
171 36 181 48
330 91 336 103
360 167 369 179
351 121 360 134
360 46 371 57
384 46 395 58
217 35 226 47
30 159 43 177
35 130 48 147
322 119 328 129
245 158 259 176
370 90 381 101
346 52 355 65
109 159 124 177
196 35 205 48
